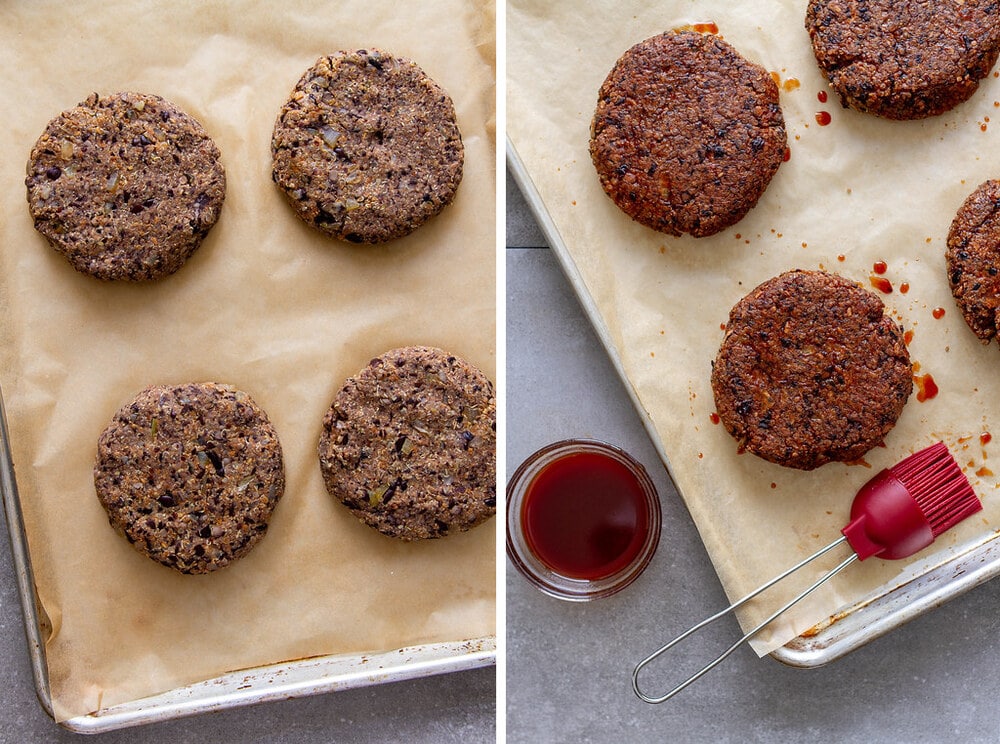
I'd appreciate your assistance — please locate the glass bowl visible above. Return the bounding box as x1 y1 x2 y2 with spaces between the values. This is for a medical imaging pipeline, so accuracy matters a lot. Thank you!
506 439 661 601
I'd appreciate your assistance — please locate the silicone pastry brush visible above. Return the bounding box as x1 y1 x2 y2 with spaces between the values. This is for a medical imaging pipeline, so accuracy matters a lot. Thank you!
632 441 981 703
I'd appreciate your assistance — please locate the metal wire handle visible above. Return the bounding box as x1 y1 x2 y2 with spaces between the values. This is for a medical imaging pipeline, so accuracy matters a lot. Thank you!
632 535 858 704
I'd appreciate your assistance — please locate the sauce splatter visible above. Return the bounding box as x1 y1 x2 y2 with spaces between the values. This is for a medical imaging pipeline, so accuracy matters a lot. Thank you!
914 373 939 402
680 21 719 34
873 260 888 274
837 254 846 262
783 147 792 162
815 111 832 126
903 329 914 345
982 432 992 446
869 276 892 293
932 307 946 319
709 412 720 425
899 282 910 294
782 78 800 93
976 466 994 478
817 90 828 103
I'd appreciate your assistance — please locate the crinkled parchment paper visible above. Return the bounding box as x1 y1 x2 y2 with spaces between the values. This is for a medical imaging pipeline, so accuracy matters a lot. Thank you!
0 0 495 721
508 0 999 655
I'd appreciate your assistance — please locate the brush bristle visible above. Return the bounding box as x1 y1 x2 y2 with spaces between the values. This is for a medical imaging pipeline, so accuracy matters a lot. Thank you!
889 442 981 537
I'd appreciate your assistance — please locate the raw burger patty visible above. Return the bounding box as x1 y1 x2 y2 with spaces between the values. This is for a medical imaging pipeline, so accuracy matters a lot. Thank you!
271 49 464 244
94 383 285 574
589 30 787 238
711 270 913 470
318 346 496 540
805 0 1000 120
25 92 225 281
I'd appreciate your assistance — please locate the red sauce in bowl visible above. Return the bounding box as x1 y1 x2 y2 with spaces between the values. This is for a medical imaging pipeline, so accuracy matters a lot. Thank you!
522 450 650 580
507 440 661 601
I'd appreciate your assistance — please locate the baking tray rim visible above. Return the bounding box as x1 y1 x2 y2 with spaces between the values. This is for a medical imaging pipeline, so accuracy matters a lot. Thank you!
0 381 495 734
506 135 1000 668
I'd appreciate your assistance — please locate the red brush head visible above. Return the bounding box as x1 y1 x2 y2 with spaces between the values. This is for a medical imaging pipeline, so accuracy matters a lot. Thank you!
841 442 981 561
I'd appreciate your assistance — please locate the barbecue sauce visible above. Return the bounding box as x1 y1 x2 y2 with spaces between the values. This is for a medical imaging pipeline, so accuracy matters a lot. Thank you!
521 450 650 580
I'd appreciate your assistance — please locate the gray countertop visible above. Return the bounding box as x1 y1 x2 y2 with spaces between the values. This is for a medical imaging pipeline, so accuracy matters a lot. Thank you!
505 168 1000 744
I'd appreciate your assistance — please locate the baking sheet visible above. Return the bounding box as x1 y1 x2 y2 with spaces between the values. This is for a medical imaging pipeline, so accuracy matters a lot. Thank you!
2 380 495 735
0 0 495 723
507 0 999 657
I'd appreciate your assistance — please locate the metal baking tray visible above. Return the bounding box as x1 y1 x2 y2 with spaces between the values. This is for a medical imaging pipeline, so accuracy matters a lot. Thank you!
507 137 1000 667
0 384 494 734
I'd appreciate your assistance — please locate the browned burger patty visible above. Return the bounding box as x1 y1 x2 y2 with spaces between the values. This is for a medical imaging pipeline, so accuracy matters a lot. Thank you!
94 383 285 574
25 92 226 281
711 270 913 470
589 30 787 238
947 179 1000 343
271 49 464 244
318 346 496 540
805 0 1000 120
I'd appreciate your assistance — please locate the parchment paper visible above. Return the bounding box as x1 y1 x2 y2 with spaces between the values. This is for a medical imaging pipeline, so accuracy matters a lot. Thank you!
0 0 495 721
508 0 999 655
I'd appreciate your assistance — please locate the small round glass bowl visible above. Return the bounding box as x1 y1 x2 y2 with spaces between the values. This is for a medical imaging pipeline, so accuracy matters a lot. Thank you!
506 439 661 601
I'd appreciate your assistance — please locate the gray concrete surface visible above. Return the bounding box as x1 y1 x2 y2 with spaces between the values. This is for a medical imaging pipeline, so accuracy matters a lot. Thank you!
506 168 1000 743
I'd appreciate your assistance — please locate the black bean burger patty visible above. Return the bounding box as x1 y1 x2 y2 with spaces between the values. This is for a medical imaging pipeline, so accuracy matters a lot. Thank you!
25 92 226 281
946 179 1000 343
589 30 787 238
711 270 913 471
94 383 285 574
318 346 496 540
271 49 464 244
805 0 1000 120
